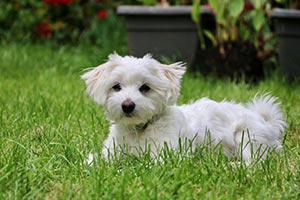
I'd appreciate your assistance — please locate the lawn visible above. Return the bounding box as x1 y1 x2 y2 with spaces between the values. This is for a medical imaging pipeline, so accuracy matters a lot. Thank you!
0 43 299 199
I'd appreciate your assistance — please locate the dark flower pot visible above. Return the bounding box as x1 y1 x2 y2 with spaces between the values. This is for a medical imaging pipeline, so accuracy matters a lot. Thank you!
271 8 300 81
117 6 215 65
194 41 264 83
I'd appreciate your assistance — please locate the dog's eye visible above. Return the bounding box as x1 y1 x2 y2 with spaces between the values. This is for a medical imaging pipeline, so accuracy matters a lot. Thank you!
139 84 151 93
112 83 121 92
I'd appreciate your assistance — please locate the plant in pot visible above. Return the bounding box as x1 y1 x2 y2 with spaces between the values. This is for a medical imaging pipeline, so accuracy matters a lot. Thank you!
117 0 215 65
271 0 300 81
193 0 275 82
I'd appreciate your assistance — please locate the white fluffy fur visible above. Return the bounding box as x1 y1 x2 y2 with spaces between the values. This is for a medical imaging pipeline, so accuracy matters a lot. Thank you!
82 53 286 163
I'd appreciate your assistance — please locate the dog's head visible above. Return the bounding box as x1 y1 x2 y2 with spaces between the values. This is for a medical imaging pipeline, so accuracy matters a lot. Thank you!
81 53 186 125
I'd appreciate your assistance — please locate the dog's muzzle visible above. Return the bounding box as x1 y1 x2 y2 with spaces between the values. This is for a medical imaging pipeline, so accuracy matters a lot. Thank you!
122 99 136 115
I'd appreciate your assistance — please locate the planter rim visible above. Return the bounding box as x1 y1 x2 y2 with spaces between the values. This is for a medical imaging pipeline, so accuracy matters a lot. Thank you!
271 8 300 19
117 5 214 16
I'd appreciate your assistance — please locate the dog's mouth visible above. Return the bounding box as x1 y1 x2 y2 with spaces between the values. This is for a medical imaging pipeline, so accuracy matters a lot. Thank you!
121 110 137 119
118 111 147 125
124 113 134 118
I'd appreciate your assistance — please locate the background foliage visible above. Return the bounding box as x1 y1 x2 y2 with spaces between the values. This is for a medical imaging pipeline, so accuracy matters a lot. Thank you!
0 0 138 45
0 0 281 52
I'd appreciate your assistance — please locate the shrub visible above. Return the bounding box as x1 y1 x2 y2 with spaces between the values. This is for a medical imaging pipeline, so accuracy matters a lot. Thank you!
0 0 45 41
0 0 136 45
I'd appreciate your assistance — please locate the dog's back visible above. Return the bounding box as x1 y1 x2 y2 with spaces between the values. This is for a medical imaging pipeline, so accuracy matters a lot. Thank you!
178 95 286 162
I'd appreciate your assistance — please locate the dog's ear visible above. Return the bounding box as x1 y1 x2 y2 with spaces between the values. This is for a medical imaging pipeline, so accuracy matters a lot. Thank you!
160 62 186 105
81 59 117 105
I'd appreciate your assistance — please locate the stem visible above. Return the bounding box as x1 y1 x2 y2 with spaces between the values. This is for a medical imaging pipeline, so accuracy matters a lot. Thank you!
196 23 206 49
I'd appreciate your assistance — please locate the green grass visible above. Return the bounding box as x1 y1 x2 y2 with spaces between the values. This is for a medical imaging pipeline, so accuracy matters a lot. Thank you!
0 43 299 199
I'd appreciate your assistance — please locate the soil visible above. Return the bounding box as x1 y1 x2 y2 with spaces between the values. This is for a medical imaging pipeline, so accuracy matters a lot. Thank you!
192 41 264 83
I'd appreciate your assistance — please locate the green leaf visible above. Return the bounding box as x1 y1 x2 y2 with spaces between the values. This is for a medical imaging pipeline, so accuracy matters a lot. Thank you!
239 22 251 41
252 9 265 31
229 0 245 18
208 0 223 20
251 0 268 9
209 0 226 24
137 0 156 6
204 30 218 46
191 0 200 23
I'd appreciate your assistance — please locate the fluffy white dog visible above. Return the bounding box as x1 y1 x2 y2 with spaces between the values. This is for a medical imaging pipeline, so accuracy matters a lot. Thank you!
82 53 286 163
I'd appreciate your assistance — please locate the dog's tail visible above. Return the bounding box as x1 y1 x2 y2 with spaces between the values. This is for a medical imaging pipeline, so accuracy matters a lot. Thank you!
247 94 287 138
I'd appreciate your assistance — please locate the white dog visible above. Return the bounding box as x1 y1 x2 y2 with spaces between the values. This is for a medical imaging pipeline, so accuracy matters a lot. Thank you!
82 53 286 163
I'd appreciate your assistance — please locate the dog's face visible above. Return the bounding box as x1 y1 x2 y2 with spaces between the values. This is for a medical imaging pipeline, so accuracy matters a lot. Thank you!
81 54 186 125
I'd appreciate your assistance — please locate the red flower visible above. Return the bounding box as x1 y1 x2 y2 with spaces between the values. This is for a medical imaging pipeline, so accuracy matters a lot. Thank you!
243 1 254 12
37 22 52 38
96 10 107 19
43 0 74 6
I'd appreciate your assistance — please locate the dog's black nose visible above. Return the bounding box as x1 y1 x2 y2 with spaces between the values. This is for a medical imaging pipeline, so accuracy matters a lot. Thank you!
122 100 136 114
